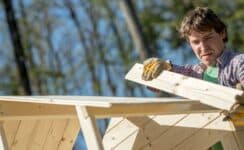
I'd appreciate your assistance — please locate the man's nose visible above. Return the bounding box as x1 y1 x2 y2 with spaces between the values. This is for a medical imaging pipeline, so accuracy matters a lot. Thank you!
199 41 208 52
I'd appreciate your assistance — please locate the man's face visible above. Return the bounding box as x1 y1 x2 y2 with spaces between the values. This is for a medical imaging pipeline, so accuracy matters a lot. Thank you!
188 29 225 66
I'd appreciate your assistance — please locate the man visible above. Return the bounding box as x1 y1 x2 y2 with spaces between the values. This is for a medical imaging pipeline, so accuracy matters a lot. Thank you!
142 7 244 90
141 7 244 150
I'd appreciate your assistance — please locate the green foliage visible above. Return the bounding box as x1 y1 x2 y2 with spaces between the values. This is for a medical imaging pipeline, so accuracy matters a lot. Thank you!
137 0 244 57
0 0 243 96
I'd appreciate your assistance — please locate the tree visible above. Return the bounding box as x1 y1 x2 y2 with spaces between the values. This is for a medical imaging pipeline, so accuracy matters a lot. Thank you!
2 0 32 95
119 0 156 60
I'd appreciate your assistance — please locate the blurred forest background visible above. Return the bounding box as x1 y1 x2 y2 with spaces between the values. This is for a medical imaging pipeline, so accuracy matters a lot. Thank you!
0 0 243 149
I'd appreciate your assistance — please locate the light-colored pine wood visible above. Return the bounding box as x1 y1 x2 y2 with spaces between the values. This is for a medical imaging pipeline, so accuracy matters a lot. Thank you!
103 116 154 149
103 112 240 150
0 95 243 150
105 117 125 133
3 119 80 150
87 100 217 118
0 101 76 120
0 96 204 107
0 96 111 107
0 122 8 150
221 132 239 150
27 120 53 150
174 114 235 150
125 63 243 110
104 114 188 150
138 113 221 149
10 120 37 150
0 98 219 120
42 119 68 150
57 119 80 150
108 127 149 150
2 120 20 148
135 114 188 143
76 106 103 150
233 126 244 150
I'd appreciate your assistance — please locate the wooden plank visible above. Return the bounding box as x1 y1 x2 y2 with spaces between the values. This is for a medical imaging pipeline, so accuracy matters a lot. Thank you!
0 101 76 120
104 114 186 150
141 112 221 150
103 116 154 149
27 120 53 150
57 119 80 150
134 114 188 143
10 120 37 150
0 96 200 104
174 114 236 150
125 63 243 110
221 132 239 150
233 126 244 150
105 117 125 133
42 119 68 150
0 122 8 150
87 101 218 118
75 106 103 150
108 126 149 150
0 98 217 120
3 120 20 148
0 96 112 107
0 96 202 107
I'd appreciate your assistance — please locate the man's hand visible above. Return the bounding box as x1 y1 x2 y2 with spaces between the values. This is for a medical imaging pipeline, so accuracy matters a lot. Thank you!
236 83 244 91
235 83 244 104
141 57 172 81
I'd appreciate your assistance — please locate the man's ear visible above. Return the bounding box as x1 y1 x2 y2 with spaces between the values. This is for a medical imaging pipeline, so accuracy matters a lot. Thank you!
220 30 226 41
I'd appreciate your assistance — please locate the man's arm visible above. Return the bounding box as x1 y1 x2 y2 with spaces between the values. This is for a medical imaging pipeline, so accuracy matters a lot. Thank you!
237 54 244 89
172 64 205 79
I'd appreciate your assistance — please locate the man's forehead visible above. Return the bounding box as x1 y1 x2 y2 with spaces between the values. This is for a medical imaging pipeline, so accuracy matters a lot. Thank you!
188 29 215 39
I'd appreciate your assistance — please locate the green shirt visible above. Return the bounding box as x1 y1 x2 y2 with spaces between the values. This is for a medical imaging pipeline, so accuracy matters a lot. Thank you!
203 66 219 84
203 66 223 150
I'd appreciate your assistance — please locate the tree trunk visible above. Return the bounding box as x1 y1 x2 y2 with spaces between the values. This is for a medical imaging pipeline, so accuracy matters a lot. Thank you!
86 1 117 96
119 0 154 60
65 0 102 95
3 0 32 95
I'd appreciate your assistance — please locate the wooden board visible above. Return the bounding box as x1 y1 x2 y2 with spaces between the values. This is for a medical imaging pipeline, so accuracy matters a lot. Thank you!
76 106 103 150
103 112 238 150
2 119 79 150
86 99 218 118
125 63 244 111
57 119 80 150
0 101 76 120
0 95 242 149
42 119 69 150
220 132 239 150
8 120 37 150
28 120 53 150
0 122 8 150
0 96 203 108
0 98 218 120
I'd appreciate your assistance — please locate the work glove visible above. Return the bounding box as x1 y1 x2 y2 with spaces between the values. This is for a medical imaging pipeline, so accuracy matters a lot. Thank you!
141 57 172 81
235 83 244 105
236 83 244 91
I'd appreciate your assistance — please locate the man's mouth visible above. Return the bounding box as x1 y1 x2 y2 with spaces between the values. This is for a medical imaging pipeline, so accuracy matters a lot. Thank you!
201 53 212 58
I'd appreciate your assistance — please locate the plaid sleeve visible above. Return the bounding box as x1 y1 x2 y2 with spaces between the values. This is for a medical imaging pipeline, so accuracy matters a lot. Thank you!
172 64 203 79
237 54 244 87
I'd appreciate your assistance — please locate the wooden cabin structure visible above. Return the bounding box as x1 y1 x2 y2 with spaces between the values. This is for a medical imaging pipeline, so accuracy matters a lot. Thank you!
0 63 243 150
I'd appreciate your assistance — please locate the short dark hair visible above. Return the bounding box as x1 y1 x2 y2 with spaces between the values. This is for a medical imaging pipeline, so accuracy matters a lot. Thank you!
179 7 228 42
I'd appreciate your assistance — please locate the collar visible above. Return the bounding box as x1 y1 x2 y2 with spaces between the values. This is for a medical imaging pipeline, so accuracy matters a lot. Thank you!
216 48 233 67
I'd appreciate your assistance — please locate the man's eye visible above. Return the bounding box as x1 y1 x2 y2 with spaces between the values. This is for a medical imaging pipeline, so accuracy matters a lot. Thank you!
192 41 199 44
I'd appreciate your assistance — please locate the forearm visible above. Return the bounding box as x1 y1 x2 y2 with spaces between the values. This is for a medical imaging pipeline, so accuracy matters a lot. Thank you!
172 64 203 79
